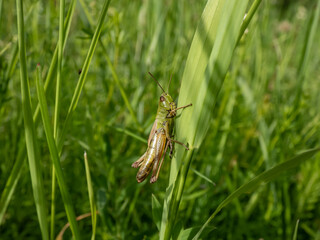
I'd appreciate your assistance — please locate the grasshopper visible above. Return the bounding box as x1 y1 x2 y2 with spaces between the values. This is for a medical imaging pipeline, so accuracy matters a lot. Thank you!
132 72 192 183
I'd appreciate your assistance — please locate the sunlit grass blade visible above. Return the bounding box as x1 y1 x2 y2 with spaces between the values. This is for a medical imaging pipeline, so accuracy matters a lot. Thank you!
193 148 320 239
84 152 97 240
160 0 250 239
0 0 76 225
16 0 49 239
57 0 111 151
35 65 81 239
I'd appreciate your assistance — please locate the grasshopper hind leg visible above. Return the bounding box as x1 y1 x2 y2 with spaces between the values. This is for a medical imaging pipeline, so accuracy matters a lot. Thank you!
131 152 146 168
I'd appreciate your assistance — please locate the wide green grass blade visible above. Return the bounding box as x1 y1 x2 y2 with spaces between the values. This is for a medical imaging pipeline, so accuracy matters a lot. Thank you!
0 0 76 225
16 0 49 239
193 148 320 239
160 0 249 239
174 0 249 172
84 152 97 240
35 65 81 239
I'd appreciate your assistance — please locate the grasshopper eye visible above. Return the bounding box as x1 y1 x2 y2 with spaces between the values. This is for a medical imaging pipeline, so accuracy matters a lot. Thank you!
160 96 165 102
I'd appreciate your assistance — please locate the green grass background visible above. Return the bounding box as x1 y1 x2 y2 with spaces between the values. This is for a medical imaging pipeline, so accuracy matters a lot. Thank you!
1 0 320 239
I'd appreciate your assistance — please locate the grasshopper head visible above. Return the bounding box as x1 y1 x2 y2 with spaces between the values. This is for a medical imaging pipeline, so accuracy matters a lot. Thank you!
159 92 177 118
148 72 177 118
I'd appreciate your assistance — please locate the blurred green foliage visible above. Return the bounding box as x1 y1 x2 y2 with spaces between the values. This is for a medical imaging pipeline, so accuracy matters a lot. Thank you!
0 0 320 239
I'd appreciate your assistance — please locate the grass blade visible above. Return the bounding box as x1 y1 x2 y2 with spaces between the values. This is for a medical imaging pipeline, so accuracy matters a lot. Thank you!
35 65 81 239
16 0 49 239
193 148 320 239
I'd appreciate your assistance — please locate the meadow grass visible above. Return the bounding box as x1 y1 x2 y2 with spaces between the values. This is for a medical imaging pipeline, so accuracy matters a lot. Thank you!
1 0 320 239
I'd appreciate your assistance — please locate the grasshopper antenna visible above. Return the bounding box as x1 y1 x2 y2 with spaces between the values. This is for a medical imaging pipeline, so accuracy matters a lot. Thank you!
148 72 165 93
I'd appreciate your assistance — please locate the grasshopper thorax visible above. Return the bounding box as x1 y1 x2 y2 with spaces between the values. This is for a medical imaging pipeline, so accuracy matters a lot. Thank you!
158 92 177 118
